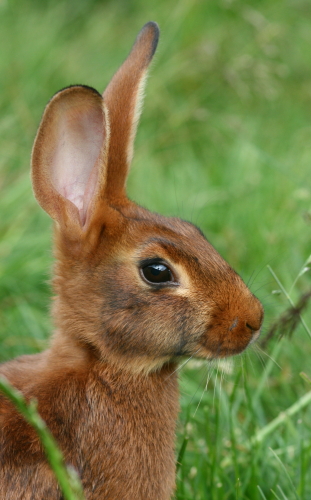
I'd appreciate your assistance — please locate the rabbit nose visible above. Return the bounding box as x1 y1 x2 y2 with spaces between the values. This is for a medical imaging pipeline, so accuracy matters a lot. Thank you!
228 317 261 337
229 318 261 333
229 303 264 339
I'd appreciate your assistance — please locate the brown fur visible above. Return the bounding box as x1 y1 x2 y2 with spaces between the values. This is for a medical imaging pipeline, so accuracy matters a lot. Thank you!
0 22 263 499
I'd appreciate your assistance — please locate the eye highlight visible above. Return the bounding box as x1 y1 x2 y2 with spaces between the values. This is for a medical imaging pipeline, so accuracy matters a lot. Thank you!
141 262 174 285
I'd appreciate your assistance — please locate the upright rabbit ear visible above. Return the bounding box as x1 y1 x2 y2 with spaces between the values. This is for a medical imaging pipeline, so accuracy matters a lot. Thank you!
32 85 109 235
103 22 159 203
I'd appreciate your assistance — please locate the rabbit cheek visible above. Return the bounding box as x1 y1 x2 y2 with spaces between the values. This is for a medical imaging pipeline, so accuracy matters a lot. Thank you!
100 287 197 365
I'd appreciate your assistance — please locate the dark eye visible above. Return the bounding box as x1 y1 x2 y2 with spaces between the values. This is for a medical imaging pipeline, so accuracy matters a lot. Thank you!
141 263 173 284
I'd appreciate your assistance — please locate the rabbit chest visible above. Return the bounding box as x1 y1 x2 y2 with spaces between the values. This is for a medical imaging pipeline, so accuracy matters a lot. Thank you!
0 358 179 500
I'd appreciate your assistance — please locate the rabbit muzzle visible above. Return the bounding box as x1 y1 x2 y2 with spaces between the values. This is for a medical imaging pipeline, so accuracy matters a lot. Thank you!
197 290 264 359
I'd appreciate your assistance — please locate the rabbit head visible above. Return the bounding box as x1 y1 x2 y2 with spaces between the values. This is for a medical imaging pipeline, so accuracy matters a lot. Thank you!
31 22 263 374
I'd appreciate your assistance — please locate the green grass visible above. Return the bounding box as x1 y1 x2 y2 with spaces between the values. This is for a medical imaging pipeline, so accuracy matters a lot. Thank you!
0 0 311 498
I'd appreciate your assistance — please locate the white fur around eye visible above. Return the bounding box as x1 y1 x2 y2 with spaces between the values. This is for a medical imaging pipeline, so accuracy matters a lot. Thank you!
170 263 191 296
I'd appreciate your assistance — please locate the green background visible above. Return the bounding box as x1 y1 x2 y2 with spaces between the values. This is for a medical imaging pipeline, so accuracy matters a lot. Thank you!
0 0 310 498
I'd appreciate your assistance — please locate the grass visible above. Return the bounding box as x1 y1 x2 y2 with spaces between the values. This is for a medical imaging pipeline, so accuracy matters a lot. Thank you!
0 0 311 498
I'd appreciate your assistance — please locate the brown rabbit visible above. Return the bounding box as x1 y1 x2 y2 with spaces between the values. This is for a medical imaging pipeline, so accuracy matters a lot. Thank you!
0 22 263 500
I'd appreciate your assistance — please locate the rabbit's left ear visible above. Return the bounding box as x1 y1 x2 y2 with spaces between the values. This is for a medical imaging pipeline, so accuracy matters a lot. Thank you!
103 22 159 203
32 86 109 233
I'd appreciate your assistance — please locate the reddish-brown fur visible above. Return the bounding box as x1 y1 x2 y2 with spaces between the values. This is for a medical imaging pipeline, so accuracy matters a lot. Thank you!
0 22 263 499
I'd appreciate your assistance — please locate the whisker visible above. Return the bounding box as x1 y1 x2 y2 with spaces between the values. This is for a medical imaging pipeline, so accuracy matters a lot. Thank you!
190 192 199 224
165 349 201 380
250 345 267 371
247 263 270 290
253 344 282 370
245 348 257 376
194 205 207 229
240 354 246 386
246 270 255 288
251 282 276 296
212 364 220 409
240 352 248 401
218 361 225 403
192 366 214 417
179 360 213 405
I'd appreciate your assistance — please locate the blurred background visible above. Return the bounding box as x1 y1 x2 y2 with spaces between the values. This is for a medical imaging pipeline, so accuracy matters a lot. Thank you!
0 0 310 498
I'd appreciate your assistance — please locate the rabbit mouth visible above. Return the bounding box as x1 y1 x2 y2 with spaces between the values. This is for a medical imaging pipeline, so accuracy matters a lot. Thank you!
196 340 254 359
196 322 262 359
248 328 261 345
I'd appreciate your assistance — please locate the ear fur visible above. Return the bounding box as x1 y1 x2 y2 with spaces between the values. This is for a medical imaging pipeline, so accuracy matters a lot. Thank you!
103 21 159 202
31 85 109 234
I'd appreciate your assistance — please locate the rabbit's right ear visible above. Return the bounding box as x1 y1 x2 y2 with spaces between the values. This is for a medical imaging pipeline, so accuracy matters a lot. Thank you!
31 85 109 235
103 22 159 203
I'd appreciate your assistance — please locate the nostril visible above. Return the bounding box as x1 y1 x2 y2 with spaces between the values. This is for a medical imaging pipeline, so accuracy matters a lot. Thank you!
229 317 239 331
246 323 255 332
246 319 263 333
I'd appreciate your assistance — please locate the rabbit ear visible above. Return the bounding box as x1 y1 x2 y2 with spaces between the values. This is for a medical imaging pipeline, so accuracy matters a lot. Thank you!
103 21 159 202
31 85 109 234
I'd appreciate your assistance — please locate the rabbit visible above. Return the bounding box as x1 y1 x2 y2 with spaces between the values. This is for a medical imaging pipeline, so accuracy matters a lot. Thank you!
0 21 264 500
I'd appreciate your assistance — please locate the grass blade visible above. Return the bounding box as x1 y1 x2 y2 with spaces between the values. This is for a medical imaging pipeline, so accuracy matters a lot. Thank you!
251 390 311 445
0 376 85 500
269 448 299 500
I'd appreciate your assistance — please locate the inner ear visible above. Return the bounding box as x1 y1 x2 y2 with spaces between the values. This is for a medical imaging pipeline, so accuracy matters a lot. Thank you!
32 85 109 232
50 88 106 226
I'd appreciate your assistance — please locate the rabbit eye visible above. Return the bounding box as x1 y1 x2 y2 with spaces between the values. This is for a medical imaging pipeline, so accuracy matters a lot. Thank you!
141 263 173 284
